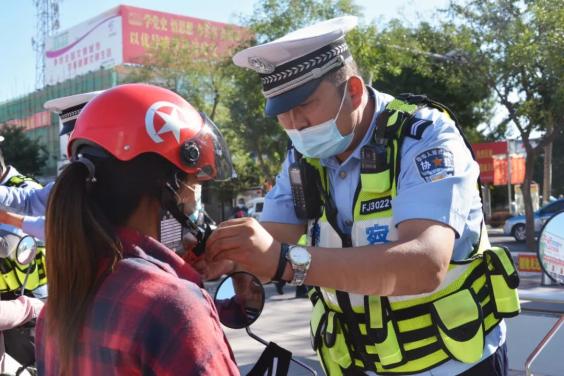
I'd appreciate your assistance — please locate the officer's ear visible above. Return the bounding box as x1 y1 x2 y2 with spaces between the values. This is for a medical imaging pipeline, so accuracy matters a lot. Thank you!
347 76 364 111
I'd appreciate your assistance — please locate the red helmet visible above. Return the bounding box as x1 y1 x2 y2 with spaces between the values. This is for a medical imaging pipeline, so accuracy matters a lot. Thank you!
68 84 234 181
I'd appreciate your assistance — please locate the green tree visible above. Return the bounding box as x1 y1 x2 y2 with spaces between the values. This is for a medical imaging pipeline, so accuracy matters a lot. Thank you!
359 20 495 141
0 125 48 177
447 0 564 248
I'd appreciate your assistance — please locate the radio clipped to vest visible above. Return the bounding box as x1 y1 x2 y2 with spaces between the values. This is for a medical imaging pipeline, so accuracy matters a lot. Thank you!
289 158 323 220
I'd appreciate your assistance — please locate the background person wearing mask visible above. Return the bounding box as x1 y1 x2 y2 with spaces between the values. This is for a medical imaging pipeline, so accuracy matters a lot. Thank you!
0 91 102 238
36 84 239 375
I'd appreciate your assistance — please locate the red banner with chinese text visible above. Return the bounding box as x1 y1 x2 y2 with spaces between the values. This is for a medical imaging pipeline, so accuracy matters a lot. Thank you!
120 5 249 64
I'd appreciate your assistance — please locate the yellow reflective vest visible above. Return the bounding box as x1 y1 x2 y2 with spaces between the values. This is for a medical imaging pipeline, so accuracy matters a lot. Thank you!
304 97 520 375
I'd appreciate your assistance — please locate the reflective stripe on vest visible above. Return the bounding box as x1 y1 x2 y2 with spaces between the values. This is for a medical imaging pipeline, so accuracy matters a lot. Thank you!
0 247 47 292
1 174 48 293
305 99 520 375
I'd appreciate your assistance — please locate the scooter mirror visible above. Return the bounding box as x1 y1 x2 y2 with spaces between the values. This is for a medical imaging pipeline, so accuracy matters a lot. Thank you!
0 229 20 258
214 271 265 329
537 211 564 284
15 236 38 266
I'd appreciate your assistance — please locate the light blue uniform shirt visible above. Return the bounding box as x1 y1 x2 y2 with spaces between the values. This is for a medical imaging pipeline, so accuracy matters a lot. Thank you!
261 87 504 375
0 181 52 240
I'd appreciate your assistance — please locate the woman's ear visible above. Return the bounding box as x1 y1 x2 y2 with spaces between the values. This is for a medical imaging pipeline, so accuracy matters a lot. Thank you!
347 75 365 110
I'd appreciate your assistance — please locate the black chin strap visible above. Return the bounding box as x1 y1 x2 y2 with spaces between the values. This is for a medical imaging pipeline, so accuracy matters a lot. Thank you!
161 177 213 257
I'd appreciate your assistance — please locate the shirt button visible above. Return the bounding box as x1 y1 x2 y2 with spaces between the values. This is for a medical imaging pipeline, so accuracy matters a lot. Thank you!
339 171 347 179
345 219 353 226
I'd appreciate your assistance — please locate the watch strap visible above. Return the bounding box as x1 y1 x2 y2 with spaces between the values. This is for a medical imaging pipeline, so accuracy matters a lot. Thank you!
272 243 289 282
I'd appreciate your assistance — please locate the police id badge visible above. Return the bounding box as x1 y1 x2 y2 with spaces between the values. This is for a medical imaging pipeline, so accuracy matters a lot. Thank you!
415 148 454 182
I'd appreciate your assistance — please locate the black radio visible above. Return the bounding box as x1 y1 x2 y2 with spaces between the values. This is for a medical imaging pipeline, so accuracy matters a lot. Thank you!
288 159 323 220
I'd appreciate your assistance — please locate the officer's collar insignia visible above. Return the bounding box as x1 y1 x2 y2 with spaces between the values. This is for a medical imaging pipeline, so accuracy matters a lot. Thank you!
248 57 276 74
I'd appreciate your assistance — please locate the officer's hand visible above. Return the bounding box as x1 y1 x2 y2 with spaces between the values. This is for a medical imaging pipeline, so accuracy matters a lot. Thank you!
205 217 280 282
193 259 237 281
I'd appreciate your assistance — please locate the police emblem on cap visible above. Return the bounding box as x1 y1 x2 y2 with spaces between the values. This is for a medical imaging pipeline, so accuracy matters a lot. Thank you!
248 56 276 74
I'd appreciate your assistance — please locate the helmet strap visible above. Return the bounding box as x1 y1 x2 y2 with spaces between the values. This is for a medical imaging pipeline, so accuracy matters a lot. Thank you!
160 173 213 257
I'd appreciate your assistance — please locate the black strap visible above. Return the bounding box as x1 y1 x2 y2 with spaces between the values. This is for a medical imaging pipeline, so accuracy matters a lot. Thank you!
319 166 352 247
247 342 292 376
336 291 375 371
272 243 289 282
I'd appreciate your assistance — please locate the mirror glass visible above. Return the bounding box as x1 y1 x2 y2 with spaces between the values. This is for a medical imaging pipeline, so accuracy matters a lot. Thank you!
16 236 38 265
214 271 265 329
538 211 564 284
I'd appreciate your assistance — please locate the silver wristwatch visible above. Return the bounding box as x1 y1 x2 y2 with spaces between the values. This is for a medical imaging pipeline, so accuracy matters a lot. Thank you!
285 245 311 286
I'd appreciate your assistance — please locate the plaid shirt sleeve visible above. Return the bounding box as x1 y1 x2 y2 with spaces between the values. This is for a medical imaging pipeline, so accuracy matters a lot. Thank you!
136 281 238 375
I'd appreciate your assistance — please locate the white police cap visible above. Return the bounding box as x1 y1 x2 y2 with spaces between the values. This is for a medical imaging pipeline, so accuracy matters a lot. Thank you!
233 16 358 116
44 91 105 136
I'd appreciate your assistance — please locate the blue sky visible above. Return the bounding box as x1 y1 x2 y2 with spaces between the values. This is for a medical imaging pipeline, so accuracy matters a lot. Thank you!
0 0 449 102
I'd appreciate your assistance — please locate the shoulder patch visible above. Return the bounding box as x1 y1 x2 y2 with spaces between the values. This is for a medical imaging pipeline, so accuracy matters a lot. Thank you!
406 118 433 140
414 148 454 182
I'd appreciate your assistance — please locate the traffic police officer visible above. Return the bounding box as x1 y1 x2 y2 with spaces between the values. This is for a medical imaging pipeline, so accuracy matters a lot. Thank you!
206 16 520 375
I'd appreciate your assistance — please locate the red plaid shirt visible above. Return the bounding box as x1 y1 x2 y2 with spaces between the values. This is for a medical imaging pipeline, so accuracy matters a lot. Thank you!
36 227 239 376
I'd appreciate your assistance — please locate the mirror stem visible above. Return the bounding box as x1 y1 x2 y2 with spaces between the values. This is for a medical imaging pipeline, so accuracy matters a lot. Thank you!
20 266 33 296
246 326 269 346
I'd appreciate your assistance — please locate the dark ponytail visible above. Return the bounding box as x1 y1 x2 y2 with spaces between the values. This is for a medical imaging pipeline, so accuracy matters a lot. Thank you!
45 153 178 374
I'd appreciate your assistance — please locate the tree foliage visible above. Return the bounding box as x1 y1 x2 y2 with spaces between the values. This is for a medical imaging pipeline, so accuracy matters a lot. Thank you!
446 0 564 247
0 125 48 177
358 20 495 141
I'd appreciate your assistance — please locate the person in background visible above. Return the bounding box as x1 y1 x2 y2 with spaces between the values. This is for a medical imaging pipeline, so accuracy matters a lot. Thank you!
0 91 103 238
0 295 43 373
232 198 249 219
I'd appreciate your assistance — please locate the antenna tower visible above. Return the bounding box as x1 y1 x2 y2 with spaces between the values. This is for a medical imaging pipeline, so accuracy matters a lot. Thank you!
32 0 60 89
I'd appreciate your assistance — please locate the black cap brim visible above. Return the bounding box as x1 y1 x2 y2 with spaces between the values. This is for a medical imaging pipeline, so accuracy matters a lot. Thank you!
264 78 322 117
59 120 76 136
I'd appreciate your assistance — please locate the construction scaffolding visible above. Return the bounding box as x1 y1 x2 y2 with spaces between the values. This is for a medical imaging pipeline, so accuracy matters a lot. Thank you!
0 69 119 177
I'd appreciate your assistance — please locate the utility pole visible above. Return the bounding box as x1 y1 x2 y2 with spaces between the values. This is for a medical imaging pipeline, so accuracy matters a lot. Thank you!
32 0 61 89
542 141 553 205
507 141 513 214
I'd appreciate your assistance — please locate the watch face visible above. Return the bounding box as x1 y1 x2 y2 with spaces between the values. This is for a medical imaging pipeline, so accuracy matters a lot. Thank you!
290 247 311 266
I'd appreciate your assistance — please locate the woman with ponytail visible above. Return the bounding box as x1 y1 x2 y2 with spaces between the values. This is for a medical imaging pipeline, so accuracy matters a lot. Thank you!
36 84 239 375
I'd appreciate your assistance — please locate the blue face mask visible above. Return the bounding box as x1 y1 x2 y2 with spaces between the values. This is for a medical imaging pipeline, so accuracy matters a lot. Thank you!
285 83 354 159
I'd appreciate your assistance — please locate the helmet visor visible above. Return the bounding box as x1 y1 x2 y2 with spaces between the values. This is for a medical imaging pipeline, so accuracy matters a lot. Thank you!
189 113 235 182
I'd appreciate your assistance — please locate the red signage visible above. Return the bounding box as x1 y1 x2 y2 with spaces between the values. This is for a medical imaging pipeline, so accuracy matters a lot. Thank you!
5 111 51 131
518 254 541 273
120 5 249 64
493 155 526 185
471 142 508 184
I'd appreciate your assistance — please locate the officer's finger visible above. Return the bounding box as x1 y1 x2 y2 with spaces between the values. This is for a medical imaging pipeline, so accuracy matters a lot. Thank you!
209 238 246 263
206 229 243 259
216 217 249 228
207 222 253 250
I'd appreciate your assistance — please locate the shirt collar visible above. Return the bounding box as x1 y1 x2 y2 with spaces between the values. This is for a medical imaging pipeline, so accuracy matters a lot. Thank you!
116 227 203 286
